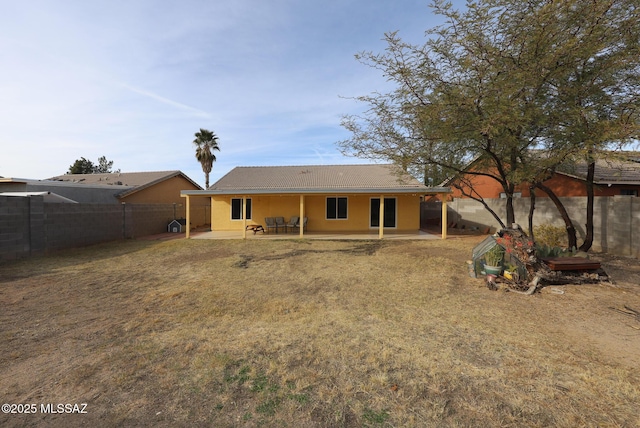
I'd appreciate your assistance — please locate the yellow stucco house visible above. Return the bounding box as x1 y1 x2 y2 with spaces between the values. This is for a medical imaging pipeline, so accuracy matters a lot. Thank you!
181 164 451 239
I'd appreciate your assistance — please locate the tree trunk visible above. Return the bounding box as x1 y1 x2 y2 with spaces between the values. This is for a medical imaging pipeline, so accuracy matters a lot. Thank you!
506 194 515 228
528 186 536 240
579 160 595 252
503 181 516 227
535 182 578 249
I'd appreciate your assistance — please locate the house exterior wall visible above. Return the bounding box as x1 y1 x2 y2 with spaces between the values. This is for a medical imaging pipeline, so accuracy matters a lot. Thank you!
120 175 201 204
449 173 639 199
210 193 421 232
534 174 639 197
0 182 28 191
121 176 210 226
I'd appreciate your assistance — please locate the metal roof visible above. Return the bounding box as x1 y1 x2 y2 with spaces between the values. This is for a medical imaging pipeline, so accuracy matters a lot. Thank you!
0 191 78 203
558 157 640 185
47 170 203 196
182 164 450 196
48 171 170 186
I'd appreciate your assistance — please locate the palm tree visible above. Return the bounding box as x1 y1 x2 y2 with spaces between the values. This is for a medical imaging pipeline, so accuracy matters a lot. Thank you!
193 128 220 188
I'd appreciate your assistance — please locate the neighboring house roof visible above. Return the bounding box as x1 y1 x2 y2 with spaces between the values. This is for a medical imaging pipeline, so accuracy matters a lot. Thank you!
1 171 202 204
440 151 640 187
557 157 640 185
0 177 129 204
0 191 78 203
183 164 450 195
47 170 203 197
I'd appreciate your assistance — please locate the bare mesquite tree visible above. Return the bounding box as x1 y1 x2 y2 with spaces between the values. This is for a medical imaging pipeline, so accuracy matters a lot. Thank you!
339 0 640 247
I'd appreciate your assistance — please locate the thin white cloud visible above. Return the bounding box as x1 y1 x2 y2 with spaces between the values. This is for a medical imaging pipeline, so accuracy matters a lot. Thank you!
118 84 211 119
0 0 453 185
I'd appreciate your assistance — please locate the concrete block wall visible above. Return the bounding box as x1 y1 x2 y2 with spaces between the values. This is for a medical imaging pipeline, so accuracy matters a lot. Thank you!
0 198 211 262
0 196 31 261
126 203 208 238
43 204 123 251
424 196 640 258
128 204 181 238
29 196 45 256
602 196 640 257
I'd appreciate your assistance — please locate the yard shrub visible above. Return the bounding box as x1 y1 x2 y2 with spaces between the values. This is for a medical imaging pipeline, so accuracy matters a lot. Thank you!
533 224 568 249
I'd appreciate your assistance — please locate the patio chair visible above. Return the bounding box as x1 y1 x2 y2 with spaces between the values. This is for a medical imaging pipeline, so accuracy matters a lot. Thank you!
265 217 277 233
285 216 299 233
291 217 308 233
274 217 286 233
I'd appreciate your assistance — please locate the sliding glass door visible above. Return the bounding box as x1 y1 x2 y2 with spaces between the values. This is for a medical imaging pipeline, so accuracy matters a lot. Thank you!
370 198 396 228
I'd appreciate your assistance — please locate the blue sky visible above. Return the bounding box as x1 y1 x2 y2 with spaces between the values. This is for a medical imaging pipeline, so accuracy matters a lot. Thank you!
1 0 460 188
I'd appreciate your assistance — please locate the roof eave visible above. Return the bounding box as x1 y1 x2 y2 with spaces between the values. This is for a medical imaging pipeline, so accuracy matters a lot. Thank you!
556 171 640 185
182 187 451 196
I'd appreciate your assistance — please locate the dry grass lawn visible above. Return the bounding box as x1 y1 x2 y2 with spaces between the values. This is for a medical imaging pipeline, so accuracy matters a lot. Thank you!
1 236 640 427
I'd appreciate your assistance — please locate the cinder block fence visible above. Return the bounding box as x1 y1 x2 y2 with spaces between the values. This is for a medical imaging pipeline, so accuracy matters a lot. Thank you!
422 196 640 258
0 196 208 261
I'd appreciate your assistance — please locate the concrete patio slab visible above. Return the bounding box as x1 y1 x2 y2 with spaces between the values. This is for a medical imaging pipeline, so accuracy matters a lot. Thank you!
190 230 441 240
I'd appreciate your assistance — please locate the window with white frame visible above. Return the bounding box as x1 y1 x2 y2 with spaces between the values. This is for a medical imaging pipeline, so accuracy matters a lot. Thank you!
231 198 252 220
326 197 347 219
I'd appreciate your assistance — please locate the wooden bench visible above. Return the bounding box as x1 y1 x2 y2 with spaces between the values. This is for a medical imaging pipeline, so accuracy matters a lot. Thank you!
542 257 601 271
245 224 265 234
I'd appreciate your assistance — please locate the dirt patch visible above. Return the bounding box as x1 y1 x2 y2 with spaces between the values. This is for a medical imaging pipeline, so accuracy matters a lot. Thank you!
232 241 384 268
1 238 639 427
537 252 640 368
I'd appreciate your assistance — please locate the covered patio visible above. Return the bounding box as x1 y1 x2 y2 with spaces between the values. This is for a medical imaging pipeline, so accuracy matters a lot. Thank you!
189 229 442 240
181 165 451 240
181 191 451 240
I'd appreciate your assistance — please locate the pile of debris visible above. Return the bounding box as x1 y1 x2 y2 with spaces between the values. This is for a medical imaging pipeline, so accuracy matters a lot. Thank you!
473 227 610 294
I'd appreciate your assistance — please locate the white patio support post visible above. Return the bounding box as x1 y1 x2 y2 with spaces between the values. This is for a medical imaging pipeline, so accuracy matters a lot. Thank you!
242 196 247 239
441 195 448 240
185 195 191 239
379 195 385 239
210 197 214 230
299 194 305 238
